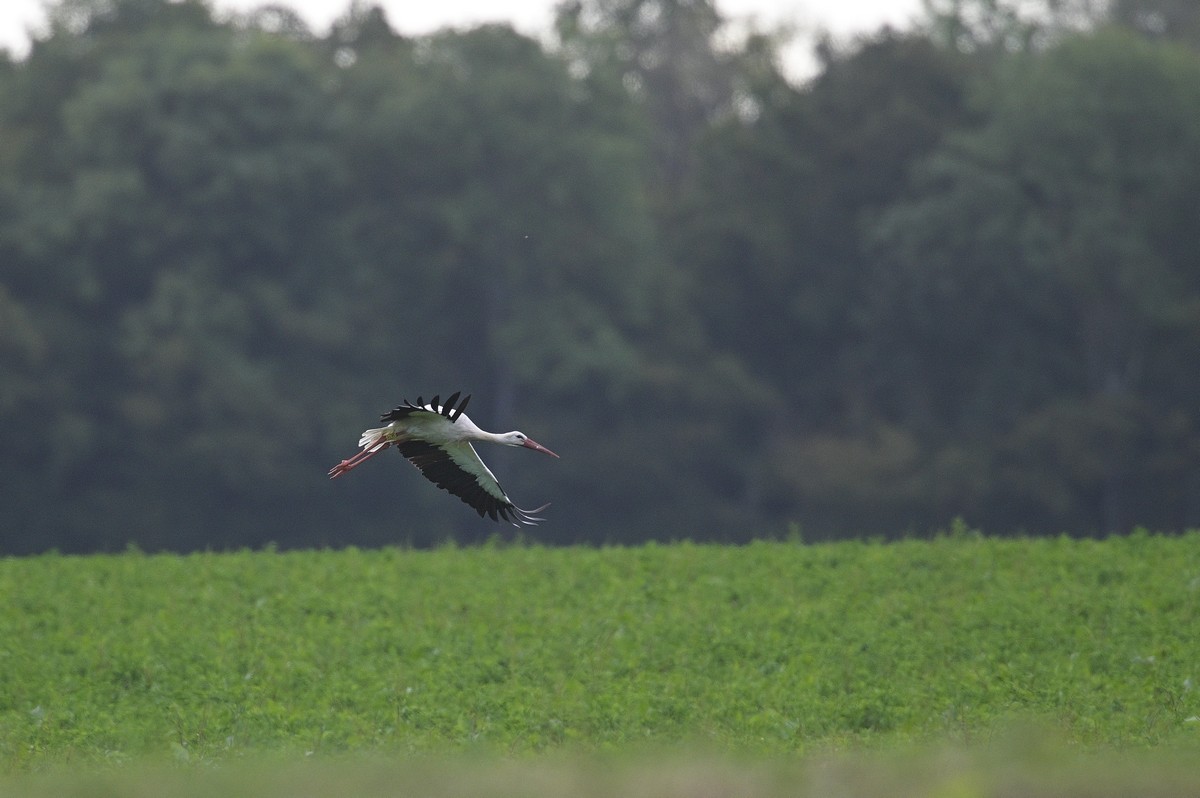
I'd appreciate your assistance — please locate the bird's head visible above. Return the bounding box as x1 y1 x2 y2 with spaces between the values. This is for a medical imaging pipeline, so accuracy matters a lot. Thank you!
503 431 559 458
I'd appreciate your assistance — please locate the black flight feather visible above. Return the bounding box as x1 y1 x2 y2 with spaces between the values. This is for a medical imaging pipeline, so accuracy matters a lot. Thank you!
395 439 544 526
380 392 467 424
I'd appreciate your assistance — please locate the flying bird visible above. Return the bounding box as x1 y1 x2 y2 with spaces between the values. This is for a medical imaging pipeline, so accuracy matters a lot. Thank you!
328 392 558 525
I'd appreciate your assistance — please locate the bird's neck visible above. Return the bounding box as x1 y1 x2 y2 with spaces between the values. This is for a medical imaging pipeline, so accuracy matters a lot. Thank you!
478 430 511 446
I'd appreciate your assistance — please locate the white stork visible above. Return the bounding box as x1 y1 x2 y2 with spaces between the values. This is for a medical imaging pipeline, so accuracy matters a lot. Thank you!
328 392 558 525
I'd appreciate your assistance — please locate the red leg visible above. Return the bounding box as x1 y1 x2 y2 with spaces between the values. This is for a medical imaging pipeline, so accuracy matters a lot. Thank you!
328 441 391 479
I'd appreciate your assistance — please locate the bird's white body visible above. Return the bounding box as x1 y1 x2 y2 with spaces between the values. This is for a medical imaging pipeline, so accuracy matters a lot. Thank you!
330 393 557 525
362 409 516 449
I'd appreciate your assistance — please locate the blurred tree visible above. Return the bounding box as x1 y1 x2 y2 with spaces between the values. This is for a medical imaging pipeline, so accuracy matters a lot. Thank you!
919 0 1100 52
1109 0 1200 45
554 0 766 197
0 0 696 550
672 31 976 533
0 0 351 550
869 28 1200 532
3 0 1200 550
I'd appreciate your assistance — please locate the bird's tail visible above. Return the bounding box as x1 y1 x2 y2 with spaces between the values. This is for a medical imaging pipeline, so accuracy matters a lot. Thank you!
328 427 393 479
357 426 391 451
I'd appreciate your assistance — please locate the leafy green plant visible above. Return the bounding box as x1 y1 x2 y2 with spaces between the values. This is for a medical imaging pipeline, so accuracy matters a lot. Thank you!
1 534 1199 772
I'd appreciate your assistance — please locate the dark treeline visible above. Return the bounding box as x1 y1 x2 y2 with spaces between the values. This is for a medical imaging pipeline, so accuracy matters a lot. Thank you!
2 0 1199 553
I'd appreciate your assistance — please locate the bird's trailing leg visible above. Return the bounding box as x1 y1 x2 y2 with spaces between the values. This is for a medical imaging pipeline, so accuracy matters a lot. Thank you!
328 440 391 479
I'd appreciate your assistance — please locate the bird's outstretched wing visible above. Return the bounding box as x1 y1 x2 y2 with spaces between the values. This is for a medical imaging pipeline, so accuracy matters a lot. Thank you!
396 439 548 526
381 392 470 424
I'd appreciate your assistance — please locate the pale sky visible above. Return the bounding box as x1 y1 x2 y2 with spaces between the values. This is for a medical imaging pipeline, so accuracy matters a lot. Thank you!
1 0 926 76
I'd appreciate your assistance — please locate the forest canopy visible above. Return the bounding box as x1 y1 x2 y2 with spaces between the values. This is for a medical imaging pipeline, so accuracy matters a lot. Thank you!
2 0 1199 552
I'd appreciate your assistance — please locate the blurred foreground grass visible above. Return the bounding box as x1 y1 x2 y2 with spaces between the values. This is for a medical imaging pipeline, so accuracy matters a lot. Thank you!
5 735 1200 798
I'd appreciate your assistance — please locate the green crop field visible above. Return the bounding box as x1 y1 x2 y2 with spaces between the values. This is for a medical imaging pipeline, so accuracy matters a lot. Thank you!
3 531 1200 795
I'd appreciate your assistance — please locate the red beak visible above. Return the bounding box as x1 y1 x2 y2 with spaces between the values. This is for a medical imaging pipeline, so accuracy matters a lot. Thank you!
522 438 559 458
